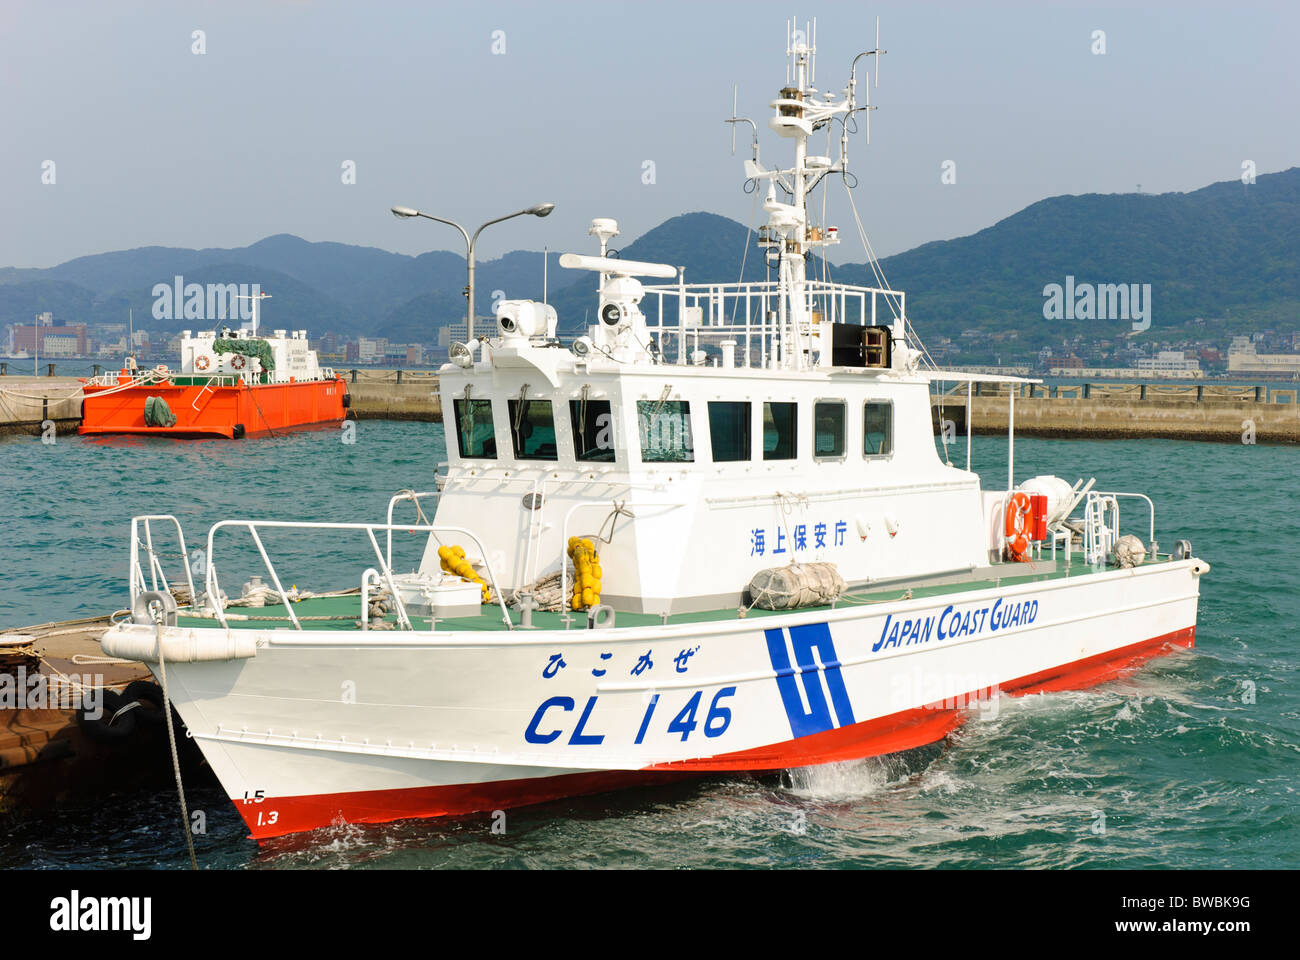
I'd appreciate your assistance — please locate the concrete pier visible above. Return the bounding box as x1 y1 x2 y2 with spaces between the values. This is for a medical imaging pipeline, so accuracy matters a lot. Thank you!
931 382 1300 444
343 369 443 421
0 376 83 437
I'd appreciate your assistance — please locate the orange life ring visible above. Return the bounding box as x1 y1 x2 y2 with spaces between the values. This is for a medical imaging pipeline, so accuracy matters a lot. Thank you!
195 355 210 370
230 354 246 370
1004 491 1032 562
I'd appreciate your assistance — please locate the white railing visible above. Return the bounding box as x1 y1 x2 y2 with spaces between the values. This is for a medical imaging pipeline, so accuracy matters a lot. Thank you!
129 515 198 608
639 278 904 368
385 490 441 571
1079 491 1157 565
84 370 247 388
84 369 171 388
1098 491 1157 553
187 519 514 631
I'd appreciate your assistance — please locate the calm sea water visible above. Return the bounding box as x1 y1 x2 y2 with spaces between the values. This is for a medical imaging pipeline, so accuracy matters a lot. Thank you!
0 422 1295 869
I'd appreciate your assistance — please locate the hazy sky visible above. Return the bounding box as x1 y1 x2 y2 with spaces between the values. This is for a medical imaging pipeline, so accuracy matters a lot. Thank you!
2 0 1296 269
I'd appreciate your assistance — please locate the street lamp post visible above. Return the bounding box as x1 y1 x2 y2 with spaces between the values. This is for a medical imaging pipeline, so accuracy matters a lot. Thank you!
391 202 554 341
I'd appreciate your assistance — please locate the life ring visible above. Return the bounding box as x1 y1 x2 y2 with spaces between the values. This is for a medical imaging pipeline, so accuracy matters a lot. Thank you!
230 354 246 370
195 355 211 371
1004 491 1032 562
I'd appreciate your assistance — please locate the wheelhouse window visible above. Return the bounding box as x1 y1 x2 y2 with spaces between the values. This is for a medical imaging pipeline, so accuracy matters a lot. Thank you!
569 398 615 463
813 401 846 459
507 398 558 461
453 398 497 459
864 401 893 457
708 401 751 462
763 401 797 460
637 400 694 463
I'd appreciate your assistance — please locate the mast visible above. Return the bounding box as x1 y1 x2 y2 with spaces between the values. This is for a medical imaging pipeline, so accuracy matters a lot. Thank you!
745 17 886 371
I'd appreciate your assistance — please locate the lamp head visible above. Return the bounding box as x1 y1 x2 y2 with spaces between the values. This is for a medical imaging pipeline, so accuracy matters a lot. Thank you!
528 202 556 218
391 206 419 218
449 341 474 368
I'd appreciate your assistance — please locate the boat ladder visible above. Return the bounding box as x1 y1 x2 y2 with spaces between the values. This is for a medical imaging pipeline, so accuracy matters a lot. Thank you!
1083 493 1119 566
191 382 215 411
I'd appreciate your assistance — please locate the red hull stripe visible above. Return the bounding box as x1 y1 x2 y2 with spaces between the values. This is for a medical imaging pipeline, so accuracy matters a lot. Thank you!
240 769 689 841
238 625 1194 841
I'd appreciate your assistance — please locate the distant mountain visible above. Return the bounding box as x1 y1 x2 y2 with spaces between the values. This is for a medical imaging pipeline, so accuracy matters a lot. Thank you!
838 166 1300 343
3 168 1297 352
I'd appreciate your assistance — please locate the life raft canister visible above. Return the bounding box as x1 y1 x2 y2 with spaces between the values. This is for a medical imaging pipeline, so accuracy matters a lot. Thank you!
1004 491 1033 562
1030 493 1049 542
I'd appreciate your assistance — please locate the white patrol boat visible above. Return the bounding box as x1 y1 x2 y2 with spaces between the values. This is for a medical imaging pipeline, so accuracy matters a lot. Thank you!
101 20 1207 841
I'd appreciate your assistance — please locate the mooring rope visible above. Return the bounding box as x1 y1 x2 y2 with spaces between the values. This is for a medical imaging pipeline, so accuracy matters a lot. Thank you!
154 618 198 870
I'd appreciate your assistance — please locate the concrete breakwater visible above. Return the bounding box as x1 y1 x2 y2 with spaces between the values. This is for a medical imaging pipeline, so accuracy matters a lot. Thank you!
931 382 1300 444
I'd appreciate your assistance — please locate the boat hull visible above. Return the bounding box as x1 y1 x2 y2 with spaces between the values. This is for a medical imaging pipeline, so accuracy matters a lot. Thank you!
78 377 348 438
104 559 1203 840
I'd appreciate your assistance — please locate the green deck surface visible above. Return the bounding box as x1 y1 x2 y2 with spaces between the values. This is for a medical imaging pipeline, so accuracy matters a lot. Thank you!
176 549 1162 633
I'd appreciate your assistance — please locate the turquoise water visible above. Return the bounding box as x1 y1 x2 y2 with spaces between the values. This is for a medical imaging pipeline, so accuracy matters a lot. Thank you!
0 423 1295 868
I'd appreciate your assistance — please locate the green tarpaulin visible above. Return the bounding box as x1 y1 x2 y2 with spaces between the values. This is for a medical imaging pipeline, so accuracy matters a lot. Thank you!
212 337 275 371
144 395 177 427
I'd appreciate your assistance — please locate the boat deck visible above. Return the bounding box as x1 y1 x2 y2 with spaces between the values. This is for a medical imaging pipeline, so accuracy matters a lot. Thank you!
174 549 1161 633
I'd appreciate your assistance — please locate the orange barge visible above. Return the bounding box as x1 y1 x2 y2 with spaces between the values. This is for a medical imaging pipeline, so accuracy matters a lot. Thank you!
78 315 349 439
80 370 349 439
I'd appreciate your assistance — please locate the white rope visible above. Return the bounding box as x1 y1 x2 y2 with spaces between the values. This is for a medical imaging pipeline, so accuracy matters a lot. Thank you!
154 618 198 870
728 186 762 325
0 369 166 403
843 178 943 374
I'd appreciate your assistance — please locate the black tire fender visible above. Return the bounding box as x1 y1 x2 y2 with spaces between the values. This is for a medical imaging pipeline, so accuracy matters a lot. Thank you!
121 680 167 727
78 690 138 743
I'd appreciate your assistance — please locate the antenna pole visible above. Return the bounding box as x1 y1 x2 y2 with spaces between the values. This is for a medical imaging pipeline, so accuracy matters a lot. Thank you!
875 16 881 87
731 86 738 154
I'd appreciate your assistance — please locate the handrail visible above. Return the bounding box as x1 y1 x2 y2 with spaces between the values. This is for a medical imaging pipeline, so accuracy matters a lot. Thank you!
385 490 441 570
1099 491 1157 550
1080 490 1158 563
203 519 513 631
635 278 905 370
129 515 197 610
359 568 381 632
